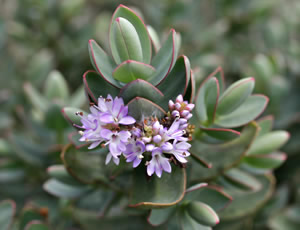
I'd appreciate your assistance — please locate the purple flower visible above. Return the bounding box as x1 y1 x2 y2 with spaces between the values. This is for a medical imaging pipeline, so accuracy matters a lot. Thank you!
100 129 131 164
124 140 145 168
147 148 171 177
168 94 194 121
98 95 136 125
164 140 191 163
78 107 104 149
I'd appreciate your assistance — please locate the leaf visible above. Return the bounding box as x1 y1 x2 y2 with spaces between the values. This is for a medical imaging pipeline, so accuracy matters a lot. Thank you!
216 78 255 115
23 83 49 112
24 221 50 230
43 179 89 199
127 97 166 122
83 70 119 103
190 122 258 181
129 164 186 209
119 79 164 104
44 70 69 101
269 205 300 230
61 144 111 184
68 86 86 108
73 212 165 230
110 17 143 64
200 126 240 141
0 200 15 230
149 29 179 86
180 210 212 230
223 168 262 191
257 115 274 137
110 5 151 64
215 95 269 128
243 152 287 169
186 201 219 227
45 104 69 131
185 69 196 103
61 107 87 128
0 168 25 183
219 174 274 220
195 77 219 124
20 209 45 230
47 165 82 186
247 131 290 155
185 185 232 212
147 206 176 226
157 55 191 110
147 25 160 53
112 60 156 83
88 40 121 88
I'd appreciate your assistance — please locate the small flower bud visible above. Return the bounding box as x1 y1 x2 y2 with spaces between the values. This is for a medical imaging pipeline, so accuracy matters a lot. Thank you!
168 100 175 110
176 94 183 103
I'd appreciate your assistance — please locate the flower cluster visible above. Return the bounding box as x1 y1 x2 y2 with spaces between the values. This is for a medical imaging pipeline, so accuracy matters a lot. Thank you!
77 94 194 177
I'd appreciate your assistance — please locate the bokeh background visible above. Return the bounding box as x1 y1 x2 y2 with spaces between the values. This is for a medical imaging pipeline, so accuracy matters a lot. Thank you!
0 0 300 229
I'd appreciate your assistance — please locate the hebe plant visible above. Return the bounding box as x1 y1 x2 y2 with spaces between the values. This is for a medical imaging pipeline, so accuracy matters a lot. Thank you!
0 5 290 230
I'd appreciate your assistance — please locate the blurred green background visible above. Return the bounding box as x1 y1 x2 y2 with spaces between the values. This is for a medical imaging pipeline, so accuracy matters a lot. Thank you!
0 0 300 229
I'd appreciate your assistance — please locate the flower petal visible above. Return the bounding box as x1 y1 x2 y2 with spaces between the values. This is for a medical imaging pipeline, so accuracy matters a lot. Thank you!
133 158 141 168
161 158 172 173
161 142 173 152
119 116 136 125
105 153 112 165
119 131 131 142
109 142 120 156
100 129 113 140
147 162 155 176
112 97 124 117
100 113 114 123
113 156 120 165
88 141 101 149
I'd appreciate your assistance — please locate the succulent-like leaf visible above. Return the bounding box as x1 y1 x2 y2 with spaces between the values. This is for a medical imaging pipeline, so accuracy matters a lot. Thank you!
149 29 179 86
185 185 232 212
45 104 69 131
219 174 274 220
68 86 86 108
257 115 274 137
186 201 219 227
180 209 212 230
247 131 290 155
47 165 83 185
200 126 240 141
243 152 287 169
24 221 50 230
83 70 119 103
147 206 176 226
190 122 258 181
23 83 49 112
119 79 164 104
195 77 219 124
112 60 156 83
185 69 196 103
20 209 45 230
216 78 255 115
61 144 110 184
110 17 143 64
157 55 191 109
43 178 89 199
110 4 152 64
0 167 25 183
129 164 186 209
215 95 269 128
147 25 160 53
61 107 87 128
0 200 15 230
269 205 300 230
44 70 69 101
223 168 262 191
127 97 166 121
88 40 121 88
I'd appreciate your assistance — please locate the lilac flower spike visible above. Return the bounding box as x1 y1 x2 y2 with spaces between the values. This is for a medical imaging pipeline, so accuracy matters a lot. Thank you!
147 148 171 178
101 129 131 164
98 95 136 125
124 140 145 168
169 94 194 120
